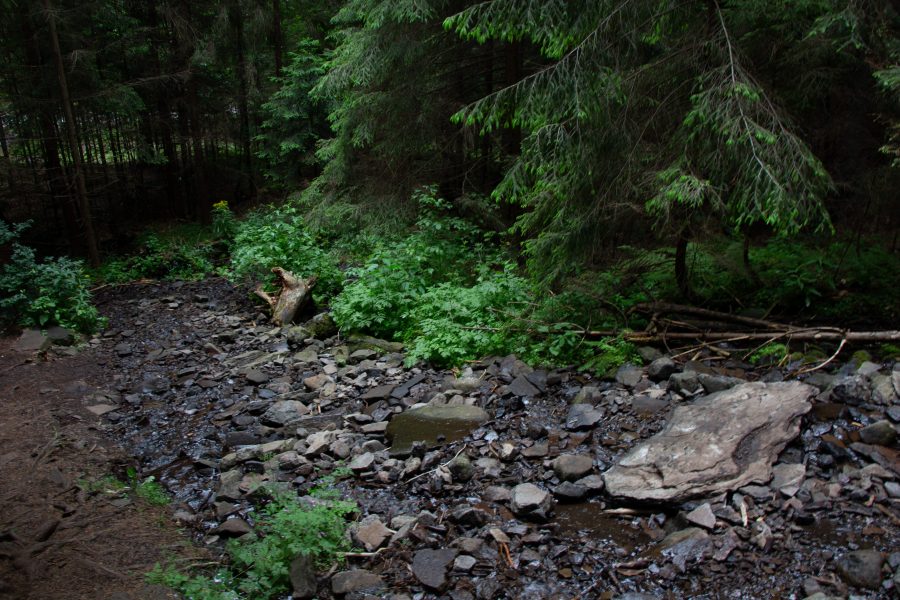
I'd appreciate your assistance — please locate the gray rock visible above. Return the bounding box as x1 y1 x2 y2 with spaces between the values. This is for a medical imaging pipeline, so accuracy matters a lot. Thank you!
684 503 716 529
647 357 678 382
565 404 605 430
284 325 311 345
887 406 900 423
770 463 806 496
857 361 882 376
603 382 814 501
572 386 601 404
885 481 900 498
412 548 458 590
831 375 871 405
804 372 835 391
245 369 269 384
304 313 338 339
835 549 884 590
217 469 243 502
114 342 133 356
553 481 588 501
576 474 605 491
453 555 477 572
697 373 745 393
355 516 392 551
350 452 375 472
46 326 75 346
360 385 395 401
290 554 317 599
303 373 331 391
261 401 310 426
871 374 897 404
631 395 669 414
615 364 643 388
331 569 382 595
668 371 701 395
638 346 663 362
507 375 540 397
859 420 897 446
552 454 594 481
448 455 474 482
658 527 711 573
510 483 553 521
213 517 252 537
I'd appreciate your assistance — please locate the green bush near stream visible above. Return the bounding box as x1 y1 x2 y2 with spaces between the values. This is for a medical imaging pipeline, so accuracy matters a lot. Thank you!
148 491 355 600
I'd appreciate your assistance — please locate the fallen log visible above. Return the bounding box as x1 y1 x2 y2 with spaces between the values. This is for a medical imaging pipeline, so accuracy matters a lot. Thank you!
254 267 316 326
632 301 786 331
612 329 900 343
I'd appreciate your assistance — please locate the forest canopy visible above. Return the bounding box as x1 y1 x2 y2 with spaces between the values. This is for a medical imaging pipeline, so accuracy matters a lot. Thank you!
0 0 898 361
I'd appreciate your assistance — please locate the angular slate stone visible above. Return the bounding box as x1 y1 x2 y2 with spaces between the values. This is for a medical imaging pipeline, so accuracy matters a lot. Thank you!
603 382 814 502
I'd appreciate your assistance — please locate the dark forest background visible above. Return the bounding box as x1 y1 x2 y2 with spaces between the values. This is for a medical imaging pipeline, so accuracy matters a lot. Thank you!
1 0 898 366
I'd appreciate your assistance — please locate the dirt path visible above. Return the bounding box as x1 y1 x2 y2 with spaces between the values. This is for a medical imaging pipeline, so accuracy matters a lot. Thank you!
0 339 197 600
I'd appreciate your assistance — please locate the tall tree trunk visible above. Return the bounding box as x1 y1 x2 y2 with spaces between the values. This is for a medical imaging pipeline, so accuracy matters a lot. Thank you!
232 2 255 198
0 114 14 195
675 229 694 301
272 0 283 78
43 0 100 266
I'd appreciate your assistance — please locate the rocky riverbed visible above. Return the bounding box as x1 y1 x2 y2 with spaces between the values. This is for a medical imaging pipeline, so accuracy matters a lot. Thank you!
17 278 900 599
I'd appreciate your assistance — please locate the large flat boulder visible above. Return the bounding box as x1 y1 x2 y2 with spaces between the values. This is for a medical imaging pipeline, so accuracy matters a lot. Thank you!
603 381 814 502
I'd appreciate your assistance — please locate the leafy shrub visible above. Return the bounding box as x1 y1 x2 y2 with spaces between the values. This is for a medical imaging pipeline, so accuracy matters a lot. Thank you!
93 225 217 284
332 186 495 339
229 203 343 302
211 201 238 245
0 220 104 333
148 491 355 600
403 266 530 366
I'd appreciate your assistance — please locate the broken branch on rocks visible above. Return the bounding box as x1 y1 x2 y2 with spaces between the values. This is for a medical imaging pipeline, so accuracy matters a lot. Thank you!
253 267 316 325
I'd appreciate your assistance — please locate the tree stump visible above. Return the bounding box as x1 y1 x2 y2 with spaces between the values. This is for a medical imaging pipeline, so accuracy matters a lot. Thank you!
254 267 316 325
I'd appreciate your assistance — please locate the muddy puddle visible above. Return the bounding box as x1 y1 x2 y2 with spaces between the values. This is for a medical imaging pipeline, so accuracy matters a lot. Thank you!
553 503 652 553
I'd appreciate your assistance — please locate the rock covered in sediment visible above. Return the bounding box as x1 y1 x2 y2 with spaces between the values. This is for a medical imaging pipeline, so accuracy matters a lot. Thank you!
603 382 815 501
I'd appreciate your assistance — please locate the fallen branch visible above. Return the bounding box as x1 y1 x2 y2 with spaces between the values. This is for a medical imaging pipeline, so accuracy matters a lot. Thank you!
632 301 788 330
617 329 900 343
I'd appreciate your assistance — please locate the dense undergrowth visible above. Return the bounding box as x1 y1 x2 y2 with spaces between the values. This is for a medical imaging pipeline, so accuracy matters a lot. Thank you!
3 188 898 368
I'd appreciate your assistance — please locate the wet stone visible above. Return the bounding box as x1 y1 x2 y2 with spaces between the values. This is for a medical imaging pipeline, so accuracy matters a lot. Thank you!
684 503 716 530
213 517 252 537
648 356 678 382
565 404 604 431
552 454 593 482
507 375 540 397
412 548 458 590
244 369 269 384
331 569 383 595
835 549 884 590
261 400 310 426
350 452 375 472
510 483 553 521
615 364 643 388
858 419 897 446
553 482 588 501
290 554 317 599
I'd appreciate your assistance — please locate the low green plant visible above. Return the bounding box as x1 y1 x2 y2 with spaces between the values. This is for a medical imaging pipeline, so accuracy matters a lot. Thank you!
332 186 497 340
403 266 530 367
127 467 169 506
749 342 790 365
229 203 343 302
578 336 643 377
0 220 104 332
148 490 356 600
93 225 217 284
